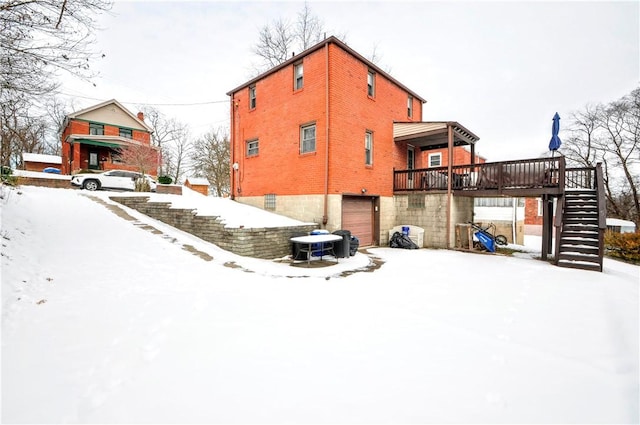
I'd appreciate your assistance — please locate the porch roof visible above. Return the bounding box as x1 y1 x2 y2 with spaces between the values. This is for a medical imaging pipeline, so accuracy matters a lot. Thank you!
66 135 154 150
393 121 479 150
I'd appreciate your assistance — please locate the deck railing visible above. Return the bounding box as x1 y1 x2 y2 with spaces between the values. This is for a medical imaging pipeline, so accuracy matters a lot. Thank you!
393 157 566 193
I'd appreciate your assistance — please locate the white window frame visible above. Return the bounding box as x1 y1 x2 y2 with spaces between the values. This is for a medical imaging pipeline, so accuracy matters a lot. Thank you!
367 70 375 97
407 95 413 118
428 153 442 167
294 62 304 90
537 198 543 216
300 123 316 153
365 131 373 165
246 139 259 157
249 85 256 109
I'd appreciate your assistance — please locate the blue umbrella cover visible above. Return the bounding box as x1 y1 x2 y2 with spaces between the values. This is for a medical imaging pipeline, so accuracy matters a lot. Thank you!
549 112 562 153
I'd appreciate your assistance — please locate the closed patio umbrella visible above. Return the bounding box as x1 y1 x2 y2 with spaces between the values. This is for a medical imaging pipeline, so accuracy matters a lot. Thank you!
549 112 562 157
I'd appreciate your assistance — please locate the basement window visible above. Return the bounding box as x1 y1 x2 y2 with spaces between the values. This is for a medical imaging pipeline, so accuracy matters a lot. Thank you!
408 194 425 209
264 194 276 210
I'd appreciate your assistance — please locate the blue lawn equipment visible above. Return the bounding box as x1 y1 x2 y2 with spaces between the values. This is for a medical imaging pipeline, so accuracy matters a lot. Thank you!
469 222 508 253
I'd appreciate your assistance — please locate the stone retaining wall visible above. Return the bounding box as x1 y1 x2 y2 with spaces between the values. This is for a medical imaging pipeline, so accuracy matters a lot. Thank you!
111 196 318 259
16 176 72 189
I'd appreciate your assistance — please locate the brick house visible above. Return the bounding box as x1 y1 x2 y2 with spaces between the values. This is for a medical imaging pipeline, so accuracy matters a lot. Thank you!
60 99 159 176
22 153 62 172
226 36 480 247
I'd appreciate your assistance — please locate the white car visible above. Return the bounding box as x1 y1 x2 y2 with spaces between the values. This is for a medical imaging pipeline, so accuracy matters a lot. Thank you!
71 170 157 192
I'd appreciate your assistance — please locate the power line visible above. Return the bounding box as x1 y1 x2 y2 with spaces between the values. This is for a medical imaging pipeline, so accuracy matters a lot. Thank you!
57 92 229 106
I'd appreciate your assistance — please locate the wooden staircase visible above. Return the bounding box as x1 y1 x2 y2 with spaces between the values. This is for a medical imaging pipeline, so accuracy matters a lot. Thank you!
556 189 603 271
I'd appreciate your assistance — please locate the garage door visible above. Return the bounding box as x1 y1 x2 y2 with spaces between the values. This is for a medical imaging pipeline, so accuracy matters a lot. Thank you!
342 197 374 246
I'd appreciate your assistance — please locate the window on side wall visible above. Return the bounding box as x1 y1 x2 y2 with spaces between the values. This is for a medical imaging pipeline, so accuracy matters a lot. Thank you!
294 62 304 90
249 85 256 109
119 128 132 138
365 131 373 165
300 123 316 153
89 123 104 135
407 95 413 118
537 198 543 216
428 153 442 167
246 139 259 157
367 70 375 97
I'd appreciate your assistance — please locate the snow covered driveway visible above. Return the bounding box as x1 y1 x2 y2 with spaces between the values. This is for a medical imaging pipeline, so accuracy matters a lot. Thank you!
2 186 638 423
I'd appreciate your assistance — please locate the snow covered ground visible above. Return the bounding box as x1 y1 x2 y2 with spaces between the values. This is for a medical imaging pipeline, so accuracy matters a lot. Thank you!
1 185 638 424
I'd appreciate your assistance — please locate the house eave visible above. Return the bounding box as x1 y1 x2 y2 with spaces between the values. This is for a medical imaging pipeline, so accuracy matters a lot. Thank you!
226 35 427 104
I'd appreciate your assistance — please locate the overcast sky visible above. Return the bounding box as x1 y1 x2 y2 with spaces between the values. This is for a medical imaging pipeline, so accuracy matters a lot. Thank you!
59 0 639 161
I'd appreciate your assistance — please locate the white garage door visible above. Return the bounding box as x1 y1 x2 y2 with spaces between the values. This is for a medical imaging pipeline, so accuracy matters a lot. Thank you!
342 197 373 246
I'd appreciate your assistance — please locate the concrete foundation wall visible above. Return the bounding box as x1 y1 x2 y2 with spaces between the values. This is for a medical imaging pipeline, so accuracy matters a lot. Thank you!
393 194 474 248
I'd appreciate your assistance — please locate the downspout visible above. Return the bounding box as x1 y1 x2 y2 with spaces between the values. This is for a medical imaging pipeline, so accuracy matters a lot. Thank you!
229 95 235 199
322 41 329 225
446 123 453 248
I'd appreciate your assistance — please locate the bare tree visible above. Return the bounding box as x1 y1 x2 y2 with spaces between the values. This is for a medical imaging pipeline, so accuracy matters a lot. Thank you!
0 99 47 169
190 128 230 197
252 2 333 73
1 0 112 101
138 106 191 183
564 87 640 228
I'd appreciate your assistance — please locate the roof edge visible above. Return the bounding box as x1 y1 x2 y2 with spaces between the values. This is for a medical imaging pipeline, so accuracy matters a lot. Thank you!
226 35 427 103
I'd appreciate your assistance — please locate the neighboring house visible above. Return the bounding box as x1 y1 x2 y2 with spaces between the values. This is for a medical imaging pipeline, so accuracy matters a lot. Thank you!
226 36 480 247
606 218 636 233
473 197 525 244
22 153 62 172
185 177 210 196
60 99 159 176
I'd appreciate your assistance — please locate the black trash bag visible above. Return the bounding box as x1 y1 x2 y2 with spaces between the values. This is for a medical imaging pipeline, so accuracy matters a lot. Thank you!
389 231 419 249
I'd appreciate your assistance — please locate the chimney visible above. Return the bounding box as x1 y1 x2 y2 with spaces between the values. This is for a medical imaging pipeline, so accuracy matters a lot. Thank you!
137 112 144 121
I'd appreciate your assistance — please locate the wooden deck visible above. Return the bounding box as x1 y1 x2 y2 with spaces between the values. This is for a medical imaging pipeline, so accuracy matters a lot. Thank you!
393 157 566 197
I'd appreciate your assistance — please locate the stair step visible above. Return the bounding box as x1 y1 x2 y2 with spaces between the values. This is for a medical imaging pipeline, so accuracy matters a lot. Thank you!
560 237 599 246
557 260 602 272
559 252 600 263
559 245 600 255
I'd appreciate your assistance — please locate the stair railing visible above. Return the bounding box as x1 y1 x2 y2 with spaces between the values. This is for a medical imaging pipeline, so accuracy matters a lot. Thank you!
595 163 606 271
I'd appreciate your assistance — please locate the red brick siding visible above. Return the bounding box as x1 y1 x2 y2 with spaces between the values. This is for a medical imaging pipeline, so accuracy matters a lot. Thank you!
525 197 543 225
422 146 485 167
231 42 423 198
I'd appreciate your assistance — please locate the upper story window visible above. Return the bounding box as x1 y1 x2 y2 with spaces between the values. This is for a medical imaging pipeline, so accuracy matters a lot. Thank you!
294 62 304 90
119 128 132 138
249 85 256 109
246 139 259 157
428 153 442 167
89 123 104 135
300 123 316 154
365 131 373 165
407 95 413 118
367 70 375 97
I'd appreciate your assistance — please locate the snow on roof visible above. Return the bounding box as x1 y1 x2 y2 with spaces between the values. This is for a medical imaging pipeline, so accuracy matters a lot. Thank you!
606 218 636 228
185 177 210 186
22 153 62 164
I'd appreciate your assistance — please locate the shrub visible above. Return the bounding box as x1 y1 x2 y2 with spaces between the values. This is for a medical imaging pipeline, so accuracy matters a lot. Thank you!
0 167 17 186
604 231 640 264
158 175 173 184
